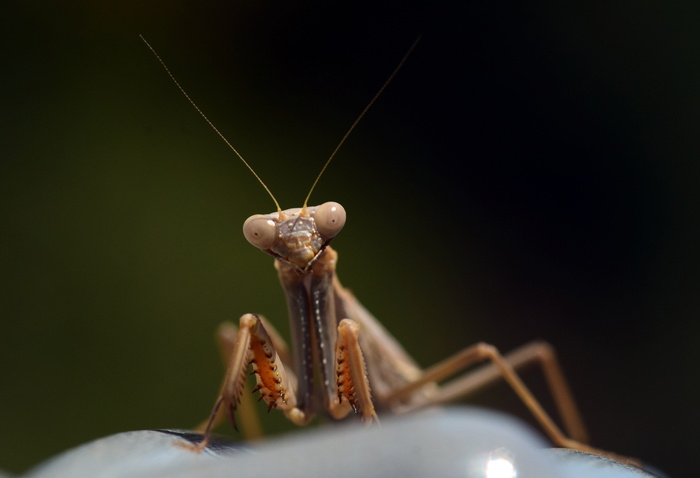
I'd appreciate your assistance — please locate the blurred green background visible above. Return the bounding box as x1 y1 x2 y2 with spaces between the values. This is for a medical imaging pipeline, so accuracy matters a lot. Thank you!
1 1 698 476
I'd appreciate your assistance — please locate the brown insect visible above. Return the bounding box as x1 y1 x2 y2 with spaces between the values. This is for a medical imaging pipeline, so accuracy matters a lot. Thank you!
141 35 637 466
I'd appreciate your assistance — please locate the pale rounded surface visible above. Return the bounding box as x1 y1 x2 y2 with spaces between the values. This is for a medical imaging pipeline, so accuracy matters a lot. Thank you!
242 215 277 250
21 408 663 478
314 202 346 238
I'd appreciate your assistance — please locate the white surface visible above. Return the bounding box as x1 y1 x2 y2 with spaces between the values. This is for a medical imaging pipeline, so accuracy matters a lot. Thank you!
22 407 662 478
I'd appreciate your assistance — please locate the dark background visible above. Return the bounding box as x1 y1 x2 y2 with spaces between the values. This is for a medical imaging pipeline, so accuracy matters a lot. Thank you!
1 2 697 476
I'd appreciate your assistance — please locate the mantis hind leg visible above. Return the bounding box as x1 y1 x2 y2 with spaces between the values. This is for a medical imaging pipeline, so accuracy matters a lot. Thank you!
384 340 587 443
382 340 639 466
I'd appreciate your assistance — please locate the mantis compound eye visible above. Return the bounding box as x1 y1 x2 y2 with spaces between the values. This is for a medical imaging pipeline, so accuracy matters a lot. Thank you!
243 215 278 250
314 202 346 239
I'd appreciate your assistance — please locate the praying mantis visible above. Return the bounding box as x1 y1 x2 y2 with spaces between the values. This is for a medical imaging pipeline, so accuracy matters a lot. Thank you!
141 36 637 466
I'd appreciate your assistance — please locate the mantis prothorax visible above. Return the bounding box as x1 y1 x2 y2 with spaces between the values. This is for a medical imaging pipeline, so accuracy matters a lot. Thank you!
140 35 638 466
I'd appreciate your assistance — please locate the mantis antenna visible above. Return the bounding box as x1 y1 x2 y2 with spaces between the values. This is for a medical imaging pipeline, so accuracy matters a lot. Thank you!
302 36 422 209
139 34 282 213
140 34 420 212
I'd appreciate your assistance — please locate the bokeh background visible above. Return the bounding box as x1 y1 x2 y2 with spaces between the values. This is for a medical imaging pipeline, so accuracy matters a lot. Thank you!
1 2 698 476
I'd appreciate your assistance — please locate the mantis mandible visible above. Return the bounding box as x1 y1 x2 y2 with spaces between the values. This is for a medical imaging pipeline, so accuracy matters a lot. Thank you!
140 35 636 465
